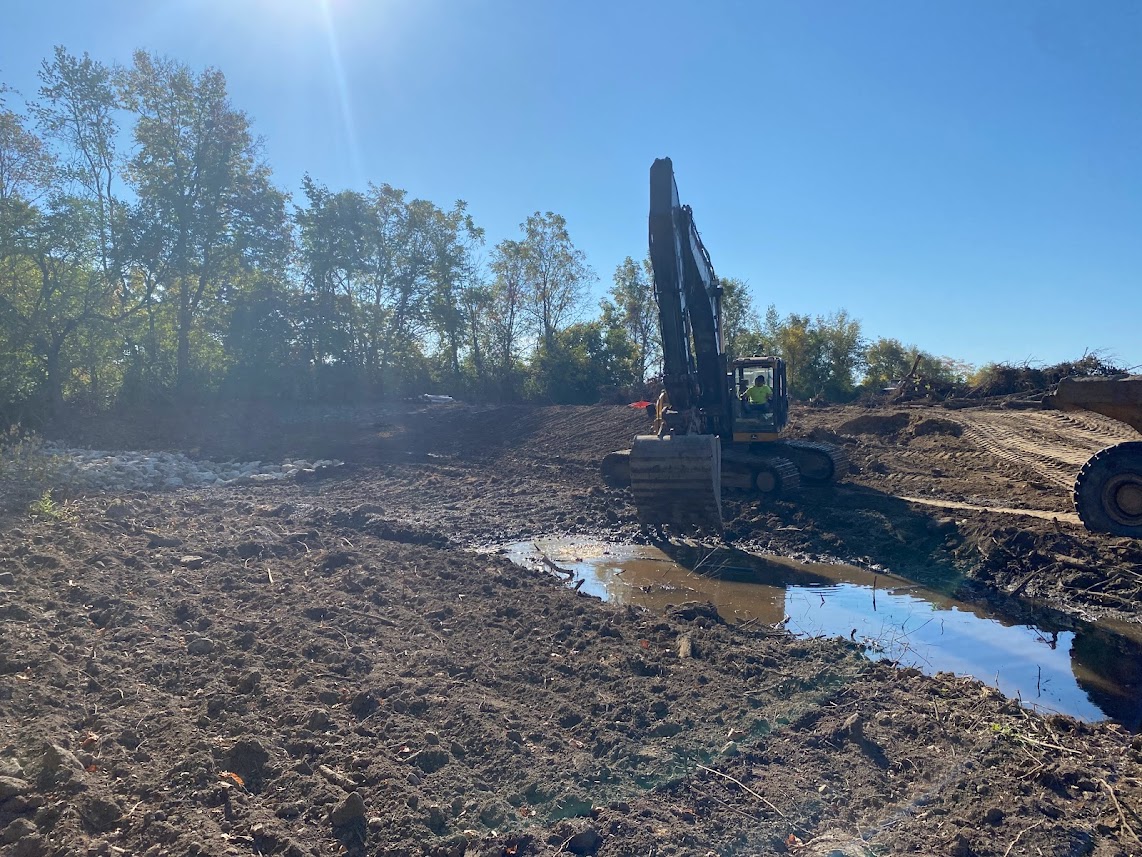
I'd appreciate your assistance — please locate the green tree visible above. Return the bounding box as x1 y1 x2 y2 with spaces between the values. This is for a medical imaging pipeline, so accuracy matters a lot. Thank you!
33 48 146 407
120 51 289 394
0 97 54 207
764 310 811 394
761 306 865 401
295 177 375 377
34 48 122 284
527 320 624 404
224 278 295 394
295 177 481 395
863 337 968 392
458 275 493 390
863 337 913 390
0 193 118 415
486 238 529 399
424 202 483 385
371 189 479 390
719 276 765 359
0 102 108 416
803 309 864 401
600 255 659 384
518 212 592 349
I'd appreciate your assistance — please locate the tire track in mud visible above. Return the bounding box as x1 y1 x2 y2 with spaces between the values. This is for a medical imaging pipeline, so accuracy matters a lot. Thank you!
897 494 1082 525
956 411 1136 491
1050 409 1140 443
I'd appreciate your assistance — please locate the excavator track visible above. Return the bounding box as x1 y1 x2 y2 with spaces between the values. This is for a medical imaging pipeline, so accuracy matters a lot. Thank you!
610 437 844 530
628 434 722 529
721 450 800 495
774 439 849 485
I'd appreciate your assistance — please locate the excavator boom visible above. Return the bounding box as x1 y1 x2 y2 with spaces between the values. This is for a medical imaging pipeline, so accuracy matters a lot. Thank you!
625 158 728 529
647 158 727 427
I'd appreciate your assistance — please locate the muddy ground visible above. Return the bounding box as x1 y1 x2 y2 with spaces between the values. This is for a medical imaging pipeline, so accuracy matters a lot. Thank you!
1 400 1140 856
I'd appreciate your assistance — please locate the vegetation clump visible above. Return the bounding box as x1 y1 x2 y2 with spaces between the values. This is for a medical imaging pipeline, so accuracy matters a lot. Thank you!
0 426 63 510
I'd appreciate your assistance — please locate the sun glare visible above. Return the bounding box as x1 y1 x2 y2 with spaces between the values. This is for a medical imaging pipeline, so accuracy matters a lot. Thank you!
314 0 364 184
243 0 365 182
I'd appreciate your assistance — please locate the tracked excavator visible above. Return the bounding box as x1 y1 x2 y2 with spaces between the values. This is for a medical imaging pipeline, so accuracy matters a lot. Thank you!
600 158 847 529
1044 375 1142 538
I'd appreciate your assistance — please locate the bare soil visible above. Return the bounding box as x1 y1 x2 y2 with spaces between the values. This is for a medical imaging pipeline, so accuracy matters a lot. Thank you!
2 400 1141 857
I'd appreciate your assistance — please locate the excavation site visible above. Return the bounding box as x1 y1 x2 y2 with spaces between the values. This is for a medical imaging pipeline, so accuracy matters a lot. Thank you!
2 399 1140 857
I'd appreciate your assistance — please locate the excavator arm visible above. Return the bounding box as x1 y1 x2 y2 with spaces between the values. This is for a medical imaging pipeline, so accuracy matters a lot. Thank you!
648 157 728 431
627 159 728 529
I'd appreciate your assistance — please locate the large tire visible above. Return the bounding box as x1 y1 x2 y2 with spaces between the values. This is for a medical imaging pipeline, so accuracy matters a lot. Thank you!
1074 441 1142 538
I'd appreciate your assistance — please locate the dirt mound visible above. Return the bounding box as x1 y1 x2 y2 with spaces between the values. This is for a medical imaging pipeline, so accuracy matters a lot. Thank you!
911 417 963 437
837 411 910 436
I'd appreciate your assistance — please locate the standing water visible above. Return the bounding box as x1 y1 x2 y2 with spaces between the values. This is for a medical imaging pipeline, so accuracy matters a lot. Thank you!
500 537 1142 729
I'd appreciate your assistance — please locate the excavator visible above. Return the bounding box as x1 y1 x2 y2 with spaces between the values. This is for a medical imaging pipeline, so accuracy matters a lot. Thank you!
601 158 847 529
1044 375 1142 538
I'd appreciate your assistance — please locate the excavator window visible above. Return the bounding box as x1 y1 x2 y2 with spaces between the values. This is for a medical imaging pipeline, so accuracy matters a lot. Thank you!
736 367 771 397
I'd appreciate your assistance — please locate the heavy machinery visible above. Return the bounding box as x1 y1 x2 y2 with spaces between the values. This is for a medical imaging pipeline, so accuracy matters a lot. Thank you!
1044 375 1142 537
600 158 847 529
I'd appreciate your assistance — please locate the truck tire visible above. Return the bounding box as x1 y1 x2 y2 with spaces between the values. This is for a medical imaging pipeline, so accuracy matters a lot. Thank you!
1074 441 1142 538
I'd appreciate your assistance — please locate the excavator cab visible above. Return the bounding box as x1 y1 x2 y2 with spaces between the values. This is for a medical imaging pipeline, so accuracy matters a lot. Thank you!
731 356 790 441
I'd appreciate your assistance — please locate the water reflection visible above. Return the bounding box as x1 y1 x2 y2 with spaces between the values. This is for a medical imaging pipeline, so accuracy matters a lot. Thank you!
502 538 1142 729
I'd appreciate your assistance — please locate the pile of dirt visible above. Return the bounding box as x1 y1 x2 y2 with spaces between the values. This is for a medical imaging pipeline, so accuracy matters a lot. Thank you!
911 417 963 438
837 412 911 436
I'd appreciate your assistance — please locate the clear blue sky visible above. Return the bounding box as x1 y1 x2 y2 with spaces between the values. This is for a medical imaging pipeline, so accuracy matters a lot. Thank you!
5 0 1140 370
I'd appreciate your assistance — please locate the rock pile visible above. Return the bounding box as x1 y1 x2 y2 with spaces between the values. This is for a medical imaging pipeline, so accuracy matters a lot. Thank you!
38 443 343 493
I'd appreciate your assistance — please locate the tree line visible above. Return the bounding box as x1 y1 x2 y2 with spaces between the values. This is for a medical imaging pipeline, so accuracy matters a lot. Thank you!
2 48 987 425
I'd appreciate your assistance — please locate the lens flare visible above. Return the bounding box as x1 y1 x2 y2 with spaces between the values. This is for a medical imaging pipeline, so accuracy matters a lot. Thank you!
317 0 363 184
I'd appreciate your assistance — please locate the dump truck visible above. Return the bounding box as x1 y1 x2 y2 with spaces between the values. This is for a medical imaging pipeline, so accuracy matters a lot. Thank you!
1044 375 1142 537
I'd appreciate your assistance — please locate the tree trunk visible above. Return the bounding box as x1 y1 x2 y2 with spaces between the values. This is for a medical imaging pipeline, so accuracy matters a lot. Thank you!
177 278 192 394
44 338 65 418
87 332 101 408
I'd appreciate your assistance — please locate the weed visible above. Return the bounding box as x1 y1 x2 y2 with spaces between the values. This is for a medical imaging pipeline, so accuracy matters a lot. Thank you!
0 425 65 510
28 489 75 523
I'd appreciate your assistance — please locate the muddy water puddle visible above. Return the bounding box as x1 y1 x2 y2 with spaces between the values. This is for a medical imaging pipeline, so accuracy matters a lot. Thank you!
499 538 1142 729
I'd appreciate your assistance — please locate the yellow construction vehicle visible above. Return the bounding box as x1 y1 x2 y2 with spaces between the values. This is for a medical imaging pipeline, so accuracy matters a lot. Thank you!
1044 375 1142 537
601 159 846 529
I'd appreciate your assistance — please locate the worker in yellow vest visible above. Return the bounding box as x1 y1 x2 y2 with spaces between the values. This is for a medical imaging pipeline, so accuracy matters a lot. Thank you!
743 376 772 412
